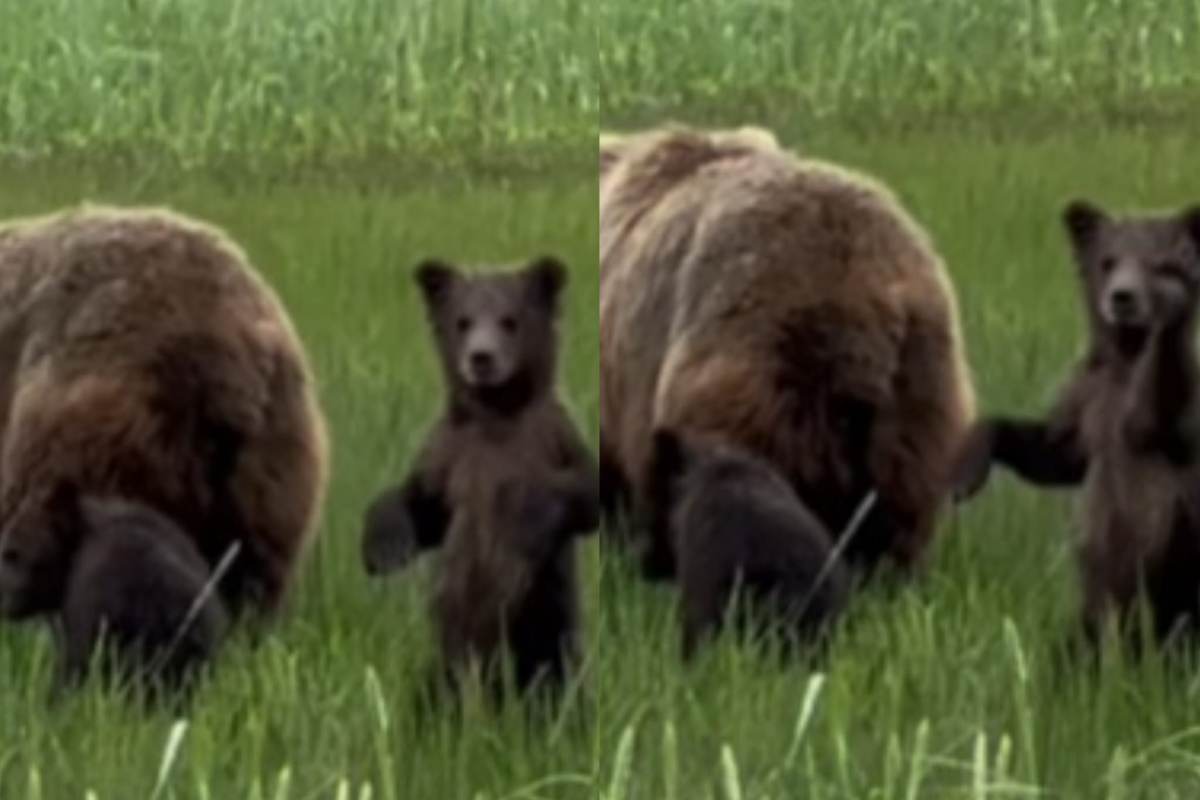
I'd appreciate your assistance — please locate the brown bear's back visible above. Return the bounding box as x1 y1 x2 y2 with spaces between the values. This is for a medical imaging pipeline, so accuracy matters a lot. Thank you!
0 205 329 613
601 127 974 571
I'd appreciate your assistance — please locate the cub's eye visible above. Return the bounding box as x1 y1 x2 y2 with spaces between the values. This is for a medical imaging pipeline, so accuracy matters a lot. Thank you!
1099 257 1117 275
1157 261 1187 278
1 549 20 568
500 316 519 333
456 317 472 333
1156 261 1196 292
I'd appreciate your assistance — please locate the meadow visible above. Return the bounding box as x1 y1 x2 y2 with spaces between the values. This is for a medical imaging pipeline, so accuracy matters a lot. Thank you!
0 0 597 172
0 1 600 795
596 129 1200 800
598 2 1200 796
599 0 1200 133
0 165 600 798
0 0 1199 797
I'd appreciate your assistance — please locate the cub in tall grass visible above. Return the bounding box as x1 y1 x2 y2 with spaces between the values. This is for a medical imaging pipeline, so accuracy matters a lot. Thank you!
0 484 228 702
361 257 599 701
955 201 1200 646
649 428 849 659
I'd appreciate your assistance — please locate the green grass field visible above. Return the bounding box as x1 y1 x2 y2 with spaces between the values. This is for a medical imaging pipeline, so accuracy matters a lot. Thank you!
600 0 1200 132
1 0 1200 797
0 0 597 172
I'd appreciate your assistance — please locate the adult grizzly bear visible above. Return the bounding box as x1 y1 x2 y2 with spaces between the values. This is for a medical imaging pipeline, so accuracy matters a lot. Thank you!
0 205 328 620
600 126 974 579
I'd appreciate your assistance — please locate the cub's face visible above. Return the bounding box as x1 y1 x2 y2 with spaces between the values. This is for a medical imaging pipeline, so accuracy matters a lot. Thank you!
0 485 81 619
1065 201 1200 336
414 257 567 401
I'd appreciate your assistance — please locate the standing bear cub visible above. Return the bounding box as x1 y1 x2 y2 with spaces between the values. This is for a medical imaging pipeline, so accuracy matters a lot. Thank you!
955 201 1200 646
362 257 599 700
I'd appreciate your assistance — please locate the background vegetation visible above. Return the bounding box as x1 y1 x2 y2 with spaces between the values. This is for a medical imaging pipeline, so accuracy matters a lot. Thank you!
0 0 597 172
600 0 1200 133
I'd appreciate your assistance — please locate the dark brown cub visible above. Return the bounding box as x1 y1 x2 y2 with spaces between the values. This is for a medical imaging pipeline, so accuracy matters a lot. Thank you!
650 428 849 659
361 257 599 702
954 201 1200 645
0 484 228 702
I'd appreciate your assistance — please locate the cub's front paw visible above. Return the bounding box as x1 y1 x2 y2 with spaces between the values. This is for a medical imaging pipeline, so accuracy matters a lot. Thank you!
361 487 420 576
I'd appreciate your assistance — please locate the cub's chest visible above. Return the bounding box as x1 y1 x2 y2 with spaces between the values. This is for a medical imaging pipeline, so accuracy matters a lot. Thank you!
433 416 567 601
1080 376 1200 537
441 417 562 511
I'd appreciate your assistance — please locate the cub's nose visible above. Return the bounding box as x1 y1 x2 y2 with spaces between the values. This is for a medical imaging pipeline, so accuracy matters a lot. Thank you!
1108 288 1139 320
470 351 495 373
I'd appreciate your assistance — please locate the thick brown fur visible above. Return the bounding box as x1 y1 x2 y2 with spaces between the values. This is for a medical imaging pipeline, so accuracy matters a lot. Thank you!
361 258 599 701
0 205 329 619
600 125 975 579
954 201 1200 645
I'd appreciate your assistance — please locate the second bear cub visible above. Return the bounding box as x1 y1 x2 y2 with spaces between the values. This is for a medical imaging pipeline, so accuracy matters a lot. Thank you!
0 484 228 701
649 429 848 658
362 257 599 699
955 201 1200 645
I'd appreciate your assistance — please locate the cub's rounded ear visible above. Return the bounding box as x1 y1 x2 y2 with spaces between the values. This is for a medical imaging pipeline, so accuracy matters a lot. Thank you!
414 259 459 307
1063 200 1110 249
1182 205 1200 249
525 256 568 312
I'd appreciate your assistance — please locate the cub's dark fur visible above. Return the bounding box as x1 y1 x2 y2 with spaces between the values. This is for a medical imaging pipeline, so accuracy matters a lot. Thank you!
954 201 1200 644
361 257 599 700
0 485 228 701
650 429 849 659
